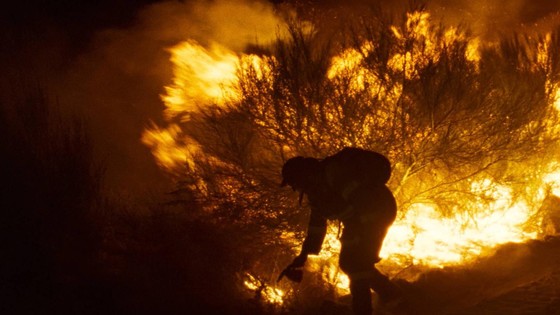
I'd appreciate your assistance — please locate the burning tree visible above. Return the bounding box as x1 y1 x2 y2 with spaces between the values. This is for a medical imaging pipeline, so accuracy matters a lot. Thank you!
142 4 560 307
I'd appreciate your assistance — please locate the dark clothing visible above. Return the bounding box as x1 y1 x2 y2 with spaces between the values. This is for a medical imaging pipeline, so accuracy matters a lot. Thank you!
302 183 396 264
339 185 398 314
300 175 399 314
339 184 396 267
283 148 400 314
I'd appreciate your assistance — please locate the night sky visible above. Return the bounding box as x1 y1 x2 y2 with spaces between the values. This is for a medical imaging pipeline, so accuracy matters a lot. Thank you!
3 1 157 46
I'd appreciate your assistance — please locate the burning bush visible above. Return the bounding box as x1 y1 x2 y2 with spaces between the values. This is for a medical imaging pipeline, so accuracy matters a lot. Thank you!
143 3 560 308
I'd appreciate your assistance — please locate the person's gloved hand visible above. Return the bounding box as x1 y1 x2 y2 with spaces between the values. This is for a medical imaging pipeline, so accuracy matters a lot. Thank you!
277 254 308 282
290 253 308 268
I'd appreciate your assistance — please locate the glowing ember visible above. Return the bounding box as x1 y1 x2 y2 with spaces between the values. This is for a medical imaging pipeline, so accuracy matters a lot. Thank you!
244 273 285 305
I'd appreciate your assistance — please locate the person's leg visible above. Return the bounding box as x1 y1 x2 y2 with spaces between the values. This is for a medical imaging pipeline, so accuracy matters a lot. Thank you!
342 266 402 314
340 234 377 315
369 267 402 303
361 226 403 303
344 184 403 312
339 189 398 314
349 276 373 315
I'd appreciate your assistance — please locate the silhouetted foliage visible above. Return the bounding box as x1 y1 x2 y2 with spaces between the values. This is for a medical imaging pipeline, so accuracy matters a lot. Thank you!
233 7 560 215
0 82 255 314
170 5 560 311
0 82 106 314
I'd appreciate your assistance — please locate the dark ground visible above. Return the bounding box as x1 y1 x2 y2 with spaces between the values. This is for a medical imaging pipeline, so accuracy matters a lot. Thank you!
389 237 560 315
321 237 560 315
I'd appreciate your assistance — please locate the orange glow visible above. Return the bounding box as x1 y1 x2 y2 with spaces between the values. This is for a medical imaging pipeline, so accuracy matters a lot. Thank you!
307 224 350 294
142 10 560 305
389 12 478 79
382 198 537 268
141 124 193 171
161 41 241 120
466 37 481 62
554 89 560 112
327 43 371 91
244 273 285 304
144 41 267 172
544 163 560 197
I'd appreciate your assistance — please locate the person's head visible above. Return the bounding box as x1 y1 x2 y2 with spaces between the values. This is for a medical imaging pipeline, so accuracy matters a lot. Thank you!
281 156 321 192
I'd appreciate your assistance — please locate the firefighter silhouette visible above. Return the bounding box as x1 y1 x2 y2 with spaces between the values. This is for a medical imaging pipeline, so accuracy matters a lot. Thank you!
278 147 404 315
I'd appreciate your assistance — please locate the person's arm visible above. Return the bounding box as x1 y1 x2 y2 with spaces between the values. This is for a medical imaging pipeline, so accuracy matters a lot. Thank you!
300 210 327 257
278 210 327 282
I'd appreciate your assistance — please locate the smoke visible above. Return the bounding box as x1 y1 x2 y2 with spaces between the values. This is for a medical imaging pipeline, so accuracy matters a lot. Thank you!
426 0 560 39
52 0 285 193
67 0 559 193
7 0 558 193
299 0 560 40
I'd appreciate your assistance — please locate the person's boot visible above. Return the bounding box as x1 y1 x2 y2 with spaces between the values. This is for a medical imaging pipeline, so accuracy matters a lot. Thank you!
370 269 408 313
350 279 373 315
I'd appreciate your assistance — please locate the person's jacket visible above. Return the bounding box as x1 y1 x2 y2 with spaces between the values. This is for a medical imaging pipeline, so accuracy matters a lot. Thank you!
300 162 396 255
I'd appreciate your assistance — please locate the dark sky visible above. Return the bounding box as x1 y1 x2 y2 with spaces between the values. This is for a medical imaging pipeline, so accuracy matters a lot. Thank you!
3 1 156 32
4 0 560 48
2 1 159 55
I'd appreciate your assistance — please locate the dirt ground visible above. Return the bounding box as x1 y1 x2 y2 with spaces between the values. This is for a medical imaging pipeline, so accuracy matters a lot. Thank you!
451 265 560 315
389 236 560 315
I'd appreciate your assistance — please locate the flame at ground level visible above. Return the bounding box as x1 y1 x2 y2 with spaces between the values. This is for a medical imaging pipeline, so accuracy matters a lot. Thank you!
246 173 560 302
244 273 285 305
381 201 538 268
142 10 560 306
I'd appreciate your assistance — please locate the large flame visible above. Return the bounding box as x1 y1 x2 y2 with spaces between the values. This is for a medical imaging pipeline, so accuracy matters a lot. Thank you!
144 10 560 304
382 179 540 268
162 40 240 120
142 41 266 171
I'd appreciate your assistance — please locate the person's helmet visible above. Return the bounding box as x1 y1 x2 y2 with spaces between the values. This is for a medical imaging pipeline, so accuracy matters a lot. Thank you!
280 156 321 188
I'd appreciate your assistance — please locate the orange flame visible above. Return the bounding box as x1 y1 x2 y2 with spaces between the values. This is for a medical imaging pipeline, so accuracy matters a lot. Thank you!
244 273 285 305
161 41 241 120
142 41 267 172
141 124 193 171
143 11 560 304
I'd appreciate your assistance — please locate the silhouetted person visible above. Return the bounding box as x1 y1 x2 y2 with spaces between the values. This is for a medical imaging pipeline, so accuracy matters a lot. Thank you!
278 147 403 315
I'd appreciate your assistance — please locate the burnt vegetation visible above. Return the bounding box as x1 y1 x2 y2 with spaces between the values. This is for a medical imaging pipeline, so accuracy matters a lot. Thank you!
3 4 560 315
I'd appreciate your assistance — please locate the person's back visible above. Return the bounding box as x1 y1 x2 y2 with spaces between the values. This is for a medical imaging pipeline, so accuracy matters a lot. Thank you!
322 147 391 196
311 148 395 222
